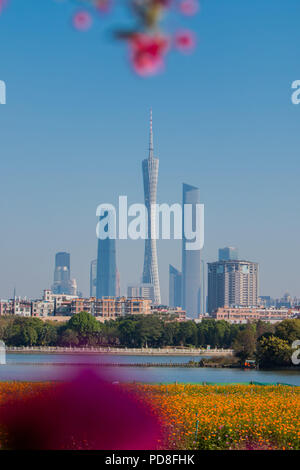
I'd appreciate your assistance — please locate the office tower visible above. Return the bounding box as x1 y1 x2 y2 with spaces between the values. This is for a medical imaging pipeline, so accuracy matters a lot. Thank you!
219 246 239 261
52 252 77 295
169 265 182 308
116 269 121 297
181 183 201 317
90 259 97 297
127 285 140 298
142 110 161 305
207 259 259 313
200 259 206 314
127 284 155 303
96 210 117 298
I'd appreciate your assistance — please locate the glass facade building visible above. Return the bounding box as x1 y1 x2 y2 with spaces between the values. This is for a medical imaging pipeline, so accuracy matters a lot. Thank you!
52 251 77 295
96 210 117 298
169 265 182 308
90 259 97 297
181 183 201 317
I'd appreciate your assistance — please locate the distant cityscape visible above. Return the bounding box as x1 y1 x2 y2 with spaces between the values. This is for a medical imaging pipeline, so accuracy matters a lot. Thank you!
1 113 299 325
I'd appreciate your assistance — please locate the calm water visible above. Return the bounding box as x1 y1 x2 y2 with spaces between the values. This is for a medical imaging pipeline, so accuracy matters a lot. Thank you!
0 353 299 385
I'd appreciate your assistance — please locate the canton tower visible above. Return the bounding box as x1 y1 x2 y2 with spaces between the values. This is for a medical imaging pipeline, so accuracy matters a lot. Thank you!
142 110 161 305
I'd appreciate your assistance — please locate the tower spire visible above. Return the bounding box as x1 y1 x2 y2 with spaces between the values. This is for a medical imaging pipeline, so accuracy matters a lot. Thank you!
149 108 154 159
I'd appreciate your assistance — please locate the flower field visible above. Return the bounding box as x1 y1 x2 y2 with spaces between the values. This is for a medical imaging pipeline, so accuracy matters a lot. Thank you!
0 382 299 450
130 383 300 450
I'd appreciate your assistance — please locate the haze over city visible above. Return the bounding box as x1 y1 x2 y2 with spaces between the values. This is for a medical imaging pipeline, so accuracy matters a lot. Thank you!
0 0 300 303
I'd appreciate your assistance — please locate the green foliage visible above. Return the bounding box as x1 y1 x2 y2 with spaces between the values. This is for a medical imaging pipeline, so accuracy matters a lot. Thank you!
233 324 256 363
256 335 292 368
275 319 300 344
59 328 79 347
0 312 299 371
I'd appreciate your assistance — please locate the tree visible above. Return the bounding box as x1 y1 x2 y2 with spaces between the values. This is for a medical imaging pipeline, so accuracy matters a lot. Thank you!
176 321 198 346
275 319 300 344
256 335 292 368
59 329 79 347
67 311 100 345
135 315 164 347
255 320 275 340
232 324 256 363
38 322 58 346
117 316 139 347
161 322 180 346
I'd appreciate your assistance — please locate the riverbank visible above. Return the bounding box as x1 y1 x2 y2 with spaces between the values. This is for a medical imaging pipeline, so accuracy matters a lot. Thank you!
6 346 233 356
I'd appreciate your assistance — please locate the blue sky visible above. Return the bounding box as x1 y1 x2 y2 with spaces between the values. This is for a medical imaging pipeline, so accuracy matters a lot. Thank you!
0 0 299 302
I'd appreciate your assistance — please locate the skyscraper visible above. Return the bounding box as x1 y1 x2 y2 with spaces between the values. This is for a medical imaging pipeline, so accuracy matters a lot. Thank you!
181 183 201 317
142 110 161 305
219 246 238 261
52 252 77 295
169 265 182 308
90 259 97 297
96 210 117 299
207 259 259 313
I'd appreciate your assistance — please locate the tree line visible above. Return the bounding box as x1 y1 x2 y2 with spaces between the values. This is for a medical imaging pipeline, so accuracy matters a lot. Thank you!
0 313 299 368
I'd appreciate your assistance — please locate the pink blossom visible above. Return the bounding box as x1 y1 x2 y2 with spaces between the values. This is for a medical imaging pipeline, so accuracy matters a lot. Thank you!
72 10 93 31
179 0 199 16
129 33 170 77
174 30 196 53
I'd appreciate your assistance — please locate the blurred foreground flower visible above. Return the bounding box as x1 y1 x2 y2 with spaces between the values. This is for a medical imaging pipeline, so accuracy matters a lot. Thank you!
73 10 93 31
1 369 162 450
0 0 200 76
0 0 8 15
174 29 196 53
179 0 199 16
128 33 170 76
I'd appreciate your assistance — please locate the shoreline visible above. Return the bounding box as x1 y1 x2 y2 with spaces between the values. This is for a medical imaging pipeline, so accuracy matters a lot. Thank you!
6 347 233 356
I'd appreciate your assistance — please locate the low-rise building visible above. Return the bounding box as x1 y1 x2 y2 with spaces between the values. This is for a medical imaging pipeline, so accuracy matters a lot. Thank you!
32 300 55 317
0 300 13 315
13 300 32 317
211 306 295 324
151 306 186 322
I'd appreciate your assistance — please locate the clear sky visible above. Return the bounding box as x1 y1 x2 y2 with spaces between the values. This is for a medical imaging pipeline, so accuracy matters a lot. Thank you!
0 0 299 303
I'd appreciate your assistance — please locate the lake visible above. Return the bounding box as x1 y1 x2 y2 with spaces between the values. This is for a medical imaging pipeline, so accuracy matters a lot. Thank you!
0 353 299 385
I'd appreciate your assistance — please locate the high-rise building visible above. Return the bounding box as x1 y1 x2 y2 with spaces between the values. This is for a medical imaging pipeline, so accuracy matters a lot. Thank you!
52 252 77 295
218 246 239 261
127 283 154 303
116 269 121 297
90 259 97 297
181 183 201 317
200 259 206 314
207 259 259 313
169 265 182 308
96 210 117 298
142 110 161 305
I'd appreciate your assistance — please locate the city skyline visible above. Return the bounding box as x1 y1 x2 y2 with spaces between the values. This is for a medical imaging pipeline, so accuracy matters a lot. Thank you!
0 1 300 301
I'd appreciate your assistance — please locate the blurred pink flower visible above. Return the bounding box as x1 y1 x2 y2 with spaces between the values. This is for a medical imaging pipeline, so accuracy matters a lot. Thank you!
174 30 196 53
179 0 199 16
1 369 162 450
0 0 8 15
72 10 93 31
95 0 112 14
129 33 170 77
